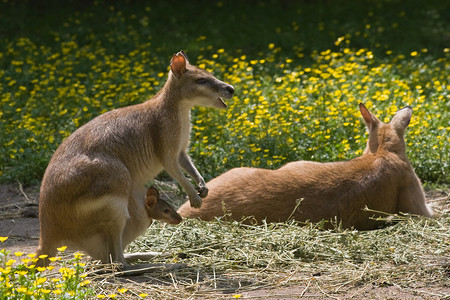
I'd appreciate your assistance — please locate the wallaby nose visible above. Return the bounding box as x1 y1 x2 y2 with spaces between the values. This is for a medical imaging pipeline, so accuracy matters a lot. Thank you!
226 85 235 96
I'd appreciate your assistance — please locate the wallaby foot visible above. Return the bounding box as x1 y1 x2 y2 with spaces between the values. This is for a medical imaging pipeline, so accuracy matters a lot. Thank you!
124 251 169 263
197 183 209 198
115 262 187 276
189 194 203 208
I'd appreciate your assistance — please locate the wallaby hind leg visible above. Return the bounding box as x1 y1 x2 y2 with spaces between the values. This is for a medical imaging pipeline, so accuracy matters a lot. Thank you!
398 185 434 217
84 231 127 266
116 262 187 276
124 251 170 263
34 241 58 267
76 194 130 265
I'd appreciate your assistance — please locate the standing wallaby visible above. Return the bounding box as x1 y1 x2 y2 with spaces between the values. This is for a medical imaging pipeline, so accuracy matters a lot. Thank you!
178 103 433 230
35 50 234 267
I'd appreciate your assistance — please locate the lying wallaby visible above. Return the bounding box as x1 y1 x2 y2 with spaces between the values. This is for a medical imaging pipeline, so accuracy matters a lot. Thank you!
178 103 433 230
36 50 234 267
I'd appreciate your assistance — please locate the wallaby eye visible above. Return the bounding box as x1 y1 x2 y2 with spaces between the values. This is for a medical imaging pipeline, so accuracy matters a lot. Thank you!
164 209 170 214
195 78 208 84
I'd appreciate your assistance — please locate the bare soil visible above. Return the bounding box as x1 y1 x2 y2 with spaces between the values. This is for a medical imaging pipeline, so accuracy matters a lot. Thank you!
1 182 448 299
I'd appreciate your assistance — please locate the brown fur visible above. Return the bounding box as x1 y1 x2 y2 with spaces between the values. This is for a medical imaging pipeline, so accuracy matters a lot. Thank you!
36 51 234 266
178 103 433 230
144 187 182 225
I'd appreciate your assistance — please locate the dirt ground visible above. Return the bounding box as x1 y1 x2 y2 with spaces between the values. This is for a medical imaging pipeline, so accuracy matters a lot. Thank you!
1 182 449 299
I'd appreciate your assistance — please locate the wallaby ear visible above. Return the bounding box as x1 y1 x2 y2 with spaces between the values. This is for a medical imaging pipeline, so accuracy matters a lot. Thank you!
359 103 376 131
147 186 159 198
170 51 187 78
145 187 158 210
145 195 157 210
179 50 189 63
391 106 412 132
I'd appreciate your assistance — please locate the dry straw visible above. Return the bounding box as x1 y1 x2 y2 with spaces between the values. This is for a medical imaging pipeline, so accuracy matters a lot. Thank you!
89 188 449 299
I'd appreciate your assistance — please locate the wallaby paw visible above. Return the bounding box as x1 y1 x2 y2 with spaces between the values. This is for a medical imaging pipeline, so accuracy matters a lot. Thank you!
189 195 202 208
197 184 209 198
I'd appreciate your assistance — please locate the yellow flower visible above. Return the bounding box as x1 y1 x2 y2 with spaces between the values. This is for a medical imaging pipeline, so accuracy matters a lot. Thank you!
57 246 67 252
34 277 47 285
6 259 16 266
232 295 242 298
49 257 61 262
16 287 27 293
118 288 128 293
80 280 91 286
39 289 51 294
0 237 8 242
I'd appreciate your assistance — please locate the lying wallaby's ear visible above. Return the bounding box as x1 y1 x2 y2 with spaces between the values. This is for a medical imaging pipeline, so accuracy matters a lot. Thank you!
359 103 376 131
391 106 412 132
170 51 187 78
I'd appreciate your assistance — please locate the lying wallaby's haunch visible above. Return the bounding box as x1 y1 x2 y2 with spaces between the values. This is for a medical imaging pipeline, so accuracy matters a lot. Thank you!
178 103 433 230
36 50 234 267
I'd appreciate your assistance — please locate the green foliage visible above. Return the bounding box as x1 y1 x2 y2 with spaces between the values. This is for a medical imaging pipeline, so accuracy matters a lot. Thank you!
0 0 448 184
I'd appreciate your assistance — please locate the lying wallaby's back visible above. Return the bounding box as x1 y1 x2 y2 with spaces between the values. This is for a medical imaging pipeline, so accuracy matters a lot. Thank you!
178 103 433 230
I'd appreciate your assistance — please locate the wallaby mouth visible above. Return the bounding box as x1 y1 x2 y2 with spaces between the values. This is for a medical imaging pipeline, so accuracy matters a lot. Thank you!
217 97 228 108
170 218 182 225
217 84 234 108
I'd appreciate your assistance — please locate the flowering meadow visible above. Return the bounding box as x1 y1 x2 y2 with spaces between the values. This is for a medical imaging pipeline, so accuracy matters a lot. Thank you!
0 0 449 298
0 0 448 185
0 239 95 299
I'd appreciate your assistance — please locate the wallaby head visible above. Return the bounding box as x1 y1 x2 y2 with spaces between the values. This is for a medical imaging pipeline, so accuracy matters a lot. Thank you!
169 50 234 109
145 187 182 225
361 103 411 156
